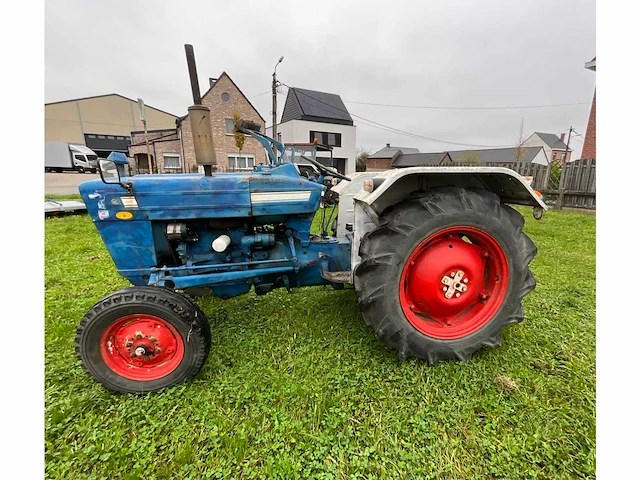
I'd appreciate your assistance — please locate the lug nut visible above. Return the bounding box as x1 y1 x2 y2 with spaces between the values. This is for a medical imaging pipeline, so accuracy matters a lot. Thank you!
442 286 447 292
463 278 468 283
450 272 456 277
455 292 461 298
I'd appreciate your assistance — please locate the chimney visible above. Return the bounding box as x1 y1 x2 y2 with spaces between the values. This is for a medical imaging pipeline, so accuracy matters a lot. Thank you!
209 77 217 86
560 133 566 143
386 143 391 148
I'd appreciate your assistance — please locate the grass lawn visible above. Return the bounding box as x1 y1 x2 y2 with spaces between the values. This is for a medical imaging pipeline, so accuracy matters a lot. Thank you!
45 206 595 479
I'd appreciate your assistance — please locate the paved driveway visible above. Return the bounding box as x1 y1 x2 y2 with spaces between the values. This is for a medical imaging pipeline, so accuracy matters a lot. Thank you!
45 172 100 196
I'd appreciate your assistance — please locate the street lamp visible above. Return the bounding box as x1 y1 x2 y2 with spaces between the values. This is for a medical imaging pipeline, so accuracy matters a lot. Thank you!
272 56 284 146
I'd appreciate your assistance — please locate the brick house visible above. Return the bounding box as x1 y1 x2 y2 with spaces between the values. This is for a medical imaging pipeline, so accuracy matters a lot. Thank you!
366 144 420 171
128 129 181 174
581 57 596 159
128 72 266 174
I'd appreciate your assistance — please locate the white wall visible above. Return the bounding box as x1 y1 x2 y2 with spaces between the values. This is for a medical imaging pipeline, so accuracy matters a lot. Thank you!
531 148 550 165
268 120 357 174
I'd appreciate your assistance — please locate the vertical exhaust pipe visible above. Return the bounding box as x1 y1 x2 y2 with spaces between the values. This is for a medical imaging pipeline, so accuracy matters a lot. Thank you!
184 44 216 176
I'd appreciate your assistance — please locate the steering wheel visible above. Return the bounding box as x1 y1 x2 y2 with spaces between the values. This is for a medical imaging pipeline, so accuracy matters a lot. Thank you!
300 155 351 182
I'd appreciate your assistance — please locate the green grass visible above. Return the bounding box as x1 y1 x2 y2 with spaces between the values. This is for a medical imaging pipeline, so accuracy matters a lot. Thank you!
45 194 84 202
45 207 595 479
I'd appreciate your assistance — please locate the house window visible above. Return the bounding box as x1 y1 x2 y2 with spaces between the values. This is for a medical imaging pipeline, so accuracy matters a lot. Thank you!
227 154 255 171
221 92 231 102
225 118 235 135
309 131 342 147
163 154 181 170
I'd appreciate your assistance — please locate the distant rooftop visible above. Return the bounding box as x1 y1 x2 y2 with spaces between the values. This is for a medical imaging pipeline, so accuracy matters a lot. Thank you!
393 152 450 167
533 132 571 150
585 56 596 71
447 146 546 164
281 87 353 126
369 144 420 159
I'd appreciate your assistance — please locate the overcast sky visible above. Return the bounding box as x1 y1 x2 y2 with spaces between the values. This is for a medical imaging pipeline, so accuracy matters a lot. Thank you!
45 0 595 157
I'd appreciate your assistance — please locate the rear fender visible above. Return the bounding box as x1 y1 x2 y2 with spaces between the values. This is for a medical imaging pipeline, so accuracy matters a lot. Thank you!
354 167 547 215
350 167 547 271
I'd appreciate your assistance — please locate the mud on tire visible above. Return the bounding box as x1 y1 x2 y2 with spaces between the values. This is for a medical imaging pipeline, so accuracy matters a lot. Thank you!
354 187 537 365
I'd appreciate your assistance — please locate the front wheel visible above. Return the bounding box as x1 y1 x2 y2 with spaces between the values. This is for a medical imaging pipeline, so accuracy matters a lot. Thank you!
75 286 211 393
354 187 537 364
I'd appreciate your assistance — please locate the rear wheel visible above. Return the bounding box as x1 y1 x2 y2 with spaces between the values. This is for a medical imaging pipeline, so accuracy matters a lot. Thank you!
354 187 537 364
77 166 85 173
75 286 211 393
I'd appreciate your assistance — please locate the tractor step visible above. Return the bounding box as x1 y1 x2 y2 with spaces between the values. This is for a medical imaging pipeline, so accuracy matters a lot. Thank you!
321 270 352 284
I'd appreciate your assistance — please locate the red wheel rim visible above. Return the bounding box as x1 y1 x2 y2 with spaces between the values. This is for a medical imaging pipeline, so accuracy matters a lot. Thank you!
100 314 184 380
399 226 509 339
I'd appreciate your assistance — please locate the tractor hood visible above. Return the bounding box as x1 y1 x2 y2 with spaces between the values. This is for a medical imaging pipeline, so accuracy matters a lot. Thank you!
78 164 325 222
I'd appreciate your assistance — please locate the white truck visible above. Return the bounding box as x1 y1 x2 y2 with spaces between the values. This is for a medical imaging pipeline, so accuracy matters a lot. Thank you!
45 142 98 173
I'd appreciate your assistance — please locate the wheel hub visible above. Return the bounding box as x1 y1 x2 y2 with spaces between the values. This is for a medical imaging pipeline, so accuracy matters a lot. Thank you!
100 314 184 380
441 269 469 299
399 226 509 339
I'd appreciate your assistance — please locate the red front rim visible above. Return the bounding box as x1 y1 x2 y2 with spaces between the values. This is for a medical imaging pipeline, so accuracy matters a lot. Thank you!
399 226 509 339
100 314 184 380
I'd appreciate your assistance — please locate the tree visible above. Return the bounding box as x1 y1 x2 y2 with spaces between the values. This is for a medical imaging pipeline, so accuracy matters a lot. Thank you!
457 150 481 165
514 118 528 168
356 148 370 172
233 112 245 170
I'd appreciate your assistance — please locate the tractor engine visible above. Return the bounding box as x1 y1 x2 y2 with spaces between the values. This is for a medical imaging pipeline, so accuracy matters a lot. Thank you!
158 217 306 297
78 164 351 299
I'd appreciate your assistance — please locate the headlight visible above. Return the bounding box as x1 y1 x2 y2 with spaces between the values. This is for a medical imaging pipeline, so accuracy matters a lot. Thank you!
363 178 384 193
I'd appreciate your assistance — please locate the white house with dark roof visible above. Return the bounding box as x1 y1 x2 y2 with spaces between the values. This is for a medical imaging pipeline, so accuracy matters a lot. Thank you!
522 132 573 163
267 87 356 174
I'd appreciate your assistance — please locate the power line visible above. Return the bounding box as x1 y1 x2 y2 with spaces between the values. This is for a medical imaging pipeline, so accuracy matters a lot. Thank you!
249 91 270 99
343 100 591 110
280 83 515 148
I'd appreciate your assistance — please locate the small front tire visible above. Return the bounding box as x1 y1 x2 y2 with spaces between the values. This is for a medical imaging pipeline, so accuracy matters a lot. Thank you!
75 286 211 393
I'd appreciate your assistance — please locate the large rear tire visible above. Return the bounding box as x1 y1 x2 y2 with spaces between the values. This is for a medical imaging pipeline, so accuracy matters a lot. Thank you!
75 286 211 393
354 187 537 364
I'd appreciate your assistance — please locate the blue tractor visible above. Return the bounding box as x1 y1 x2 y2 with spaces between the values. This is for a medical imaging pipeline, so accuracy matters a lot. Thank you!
74 46 547 393
76 123 546 393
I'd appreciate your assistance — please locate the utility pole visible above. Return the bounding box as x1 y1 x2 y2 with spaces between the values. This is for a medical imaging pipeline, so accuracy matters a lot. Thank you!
138 98 153 174
557 126 573 209
272 56 284 148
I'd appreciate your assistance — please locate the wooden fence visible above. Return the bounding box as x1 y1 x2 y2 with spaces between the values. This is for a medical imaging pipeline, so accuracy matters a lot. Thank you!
447 159 596 210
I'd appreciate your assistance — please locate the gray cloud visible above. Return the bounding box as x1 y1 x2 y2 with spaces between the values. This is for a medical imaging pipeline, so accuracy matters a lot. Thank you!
45 0 595 156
